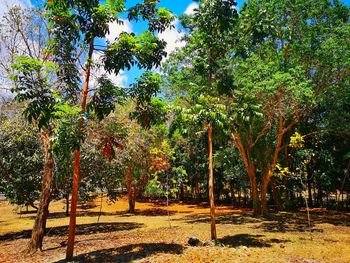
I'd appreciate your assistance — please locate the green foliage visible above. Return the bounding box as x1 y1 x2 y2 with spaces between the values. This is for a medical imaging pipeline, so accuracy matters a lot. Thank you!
127 0 175 33
10 56 57 128
0 108 43 207
103 31 167 74
130 72 168 129
88 76 127 121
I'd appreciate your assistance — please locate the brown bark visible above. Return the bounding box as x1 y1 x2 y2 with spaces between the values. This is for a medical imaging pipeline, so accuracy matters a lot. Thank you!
260 171 271 216
65 193 69 217
270 179 282 211
126 165 135 213
208 124 217 241
26 129 53 253
230 130 260 215
260 96 290 216
66 40 94 261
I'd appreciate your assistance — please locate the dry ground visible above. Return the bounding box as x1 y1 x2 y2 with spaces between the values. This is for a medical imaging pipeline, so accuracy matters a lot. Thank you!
0 197 350 263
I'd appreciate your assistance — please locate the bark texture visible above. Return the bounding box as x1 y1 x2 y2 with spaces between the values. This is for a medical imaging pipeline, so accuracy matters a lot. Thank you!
26 129 53 253
66 40 94 261
208 124 217 240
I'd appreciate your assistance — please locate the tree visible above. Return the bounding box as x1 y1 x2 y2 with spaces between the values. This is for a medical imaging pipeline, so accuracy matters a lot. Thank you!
45 0 174 259
11 56 58 252
0 103 43 210
164 0 238 240
0 4 62 252
227 0 350 215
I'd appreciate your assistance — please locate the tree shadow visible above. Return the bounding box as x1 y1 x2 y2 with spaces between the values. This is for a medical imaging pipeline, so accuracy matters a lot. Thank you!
132 208 177 217
180 210 349 233
258 211 350 233
179 213 261 225
0 222 143 242
219 234 289 248
54 242 184 263
26 211 116 220
109 208 177 217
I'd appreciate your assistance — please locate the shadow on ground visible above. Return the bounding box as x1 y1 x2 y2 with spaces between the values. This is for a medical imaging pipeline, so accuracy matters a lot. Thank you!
25 208 177 220
54 242 184 263
26 211 116 220
180 210 350 233
0 222 143 242
180 213 261 225
219 234 289 248
258 211 350 232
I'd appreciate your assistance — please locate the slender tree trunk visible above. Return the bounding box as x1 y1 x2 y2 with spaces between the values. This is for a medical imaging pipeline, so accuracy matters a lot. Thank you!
66 40 94 261
66 149 80 259
97 192 103 223
313 186 317 206
65 193 69 217
261 171 270 216
26 129 53 253
250 176 259 215
270 179 281 211
338 160 350 210
230 184 235 208
180 183 184 201
317 187 323 207
208 124 217 241
307 175 313 208
238 189 241 207
126 165 135 213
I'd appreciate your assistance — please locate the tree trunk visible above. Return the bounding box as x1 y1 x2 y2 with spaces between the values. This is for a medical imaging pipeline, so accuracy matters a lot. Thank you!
180 183 184 201
66 40 94 261
229 130 260 215
126 165 135 213
338 160 349 210
64 193 69 216
317 187 323 207
238 189 241 207
270 179 281 211
208 124 217 241
230 184 235 208
251 178 260 215
65 193 70 217
26 129 53 253
66 149 80 260
307 178 313 208
261 172 270 216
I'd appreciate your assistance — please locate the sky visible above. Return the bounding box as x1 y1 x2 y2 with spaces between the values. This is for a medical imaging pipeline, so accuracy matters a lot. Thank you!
0 0 349 90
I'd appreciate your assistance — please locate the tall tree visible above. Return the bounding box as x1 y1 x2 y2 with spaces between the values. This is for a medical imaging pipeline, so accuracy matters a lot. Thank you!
45 0 174 259
164 0 238 240
0 5 60 252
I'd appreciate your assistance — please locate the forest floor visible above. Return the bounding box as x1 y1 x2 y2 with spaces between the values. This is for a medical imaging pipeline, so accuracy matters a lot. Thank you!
0 197 350 263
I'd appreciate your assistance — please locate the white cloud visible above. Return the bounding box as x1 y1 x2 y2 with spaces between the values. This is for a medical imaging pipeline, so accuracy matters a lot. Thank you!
184 2 199 15
106 19 133 43
91 52 128 89
158 19 186 57
157 2 199 59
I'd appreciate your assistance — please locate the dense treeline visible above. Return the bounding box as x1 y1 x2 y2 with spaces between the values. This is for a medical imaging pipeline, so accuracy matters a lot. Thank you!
0 0 349 259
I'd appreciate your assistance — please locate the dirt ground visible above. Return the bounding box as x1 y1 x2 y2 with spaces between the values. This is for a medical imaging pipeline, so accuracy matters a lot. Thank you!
0 197 350 263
